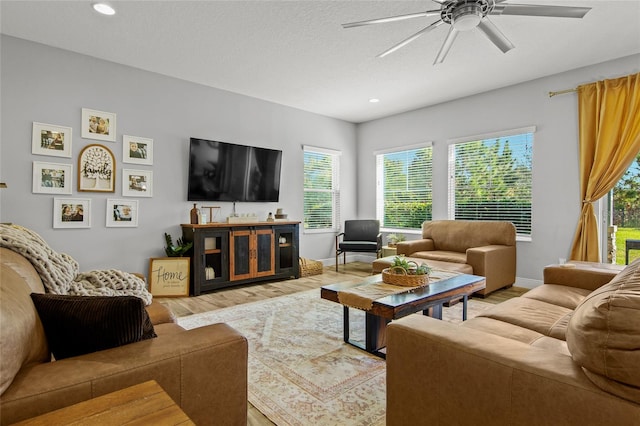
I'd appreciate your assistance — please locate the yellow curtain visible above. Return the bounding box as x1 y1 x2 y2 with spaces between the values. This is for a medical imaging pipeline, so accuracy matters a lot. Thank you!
570 72 640 261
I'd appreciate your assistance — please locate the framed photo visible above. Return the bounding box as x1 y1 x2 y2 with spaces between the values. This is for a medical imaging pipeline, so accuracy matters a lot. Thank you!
148 257 190 297
32 122 72 158
81 108 116 142
78 144 115 192
53 198 91 229
32 161 72 194
106 199 139 227
123 135 153 165
122 169 153 197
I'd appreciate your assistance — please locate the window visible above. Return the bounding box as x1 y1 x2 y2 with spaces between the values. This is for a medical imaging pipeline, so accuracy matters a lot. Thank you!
448 127 534 237
376 144 433 230
303 146 340 232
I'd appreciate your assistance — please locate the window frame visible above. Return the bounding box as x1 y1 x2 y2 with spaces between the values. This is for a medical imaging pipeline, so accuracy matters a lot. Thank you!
447 126 535 241
302 145 341 234
375 142 433 232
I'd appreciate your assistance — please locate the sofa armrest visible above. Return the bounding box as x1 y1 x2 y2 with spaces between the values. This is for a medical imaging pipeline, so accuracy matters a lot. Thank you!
466 245 516 295
396 239 434 256
1 323 248 426
543 263 621 291
386 315 640 426
146 300 177 325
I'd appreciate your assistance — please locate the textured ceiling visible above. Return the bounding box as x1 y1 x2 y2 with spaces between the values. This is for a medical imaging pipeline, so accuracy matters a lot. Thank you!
1 0 639 123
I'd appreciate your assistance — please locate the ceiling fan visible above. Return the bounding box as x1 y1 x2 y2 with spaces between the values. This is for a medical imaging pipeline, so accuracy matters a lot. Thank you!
342 0 591 64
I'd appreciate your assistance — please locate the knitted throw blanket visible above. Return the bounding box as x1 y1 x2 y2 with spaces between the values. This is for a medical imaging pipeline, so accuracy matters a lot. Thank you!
0 224 152 305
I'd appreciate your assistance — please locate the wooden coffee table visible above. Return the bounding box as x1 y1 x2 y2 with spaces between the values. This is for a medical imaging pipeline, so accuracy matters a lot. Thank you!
321 273 486 357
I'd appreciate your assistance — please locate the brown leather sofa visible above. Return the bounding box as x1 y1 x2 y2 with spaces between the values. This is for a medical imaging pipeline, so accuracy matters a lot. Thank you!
395 220 516 295
0 247 248 425
386 260 640 425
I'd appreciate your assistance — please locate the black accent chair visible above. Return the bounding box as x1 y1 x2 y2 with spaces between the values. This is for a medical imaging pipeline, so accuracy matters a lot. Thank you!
335 220 382 271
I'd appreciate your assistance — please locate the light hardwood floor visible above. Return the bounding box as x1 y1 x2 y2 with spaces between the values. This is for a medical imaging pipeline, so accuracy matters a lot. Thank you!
157 262 528 425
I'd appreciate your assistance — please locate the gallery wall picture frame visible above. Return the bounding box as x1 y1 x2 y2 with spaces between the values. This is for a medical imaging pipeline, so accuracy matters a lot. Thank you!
53 197 91 229
148 257 190 297
32 161 72 194
122 169 153 197
122 135 153 165
31 122 72 158
78 144 115 192
106 199 139 227
81 108 116 142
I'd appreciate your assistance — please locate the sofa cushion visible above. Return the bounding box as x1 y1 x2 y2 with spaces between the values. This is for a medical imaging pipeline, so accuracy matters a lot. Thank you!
522 284 592 310
30 294 157 360
411 251 467 264
566 258 640 403
462 317 545 345
475 297 573 338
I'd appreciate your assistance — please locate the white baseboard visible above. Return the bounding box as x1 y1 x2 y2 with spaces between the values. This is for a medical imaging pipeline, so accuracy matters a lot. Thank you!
515 277 542 289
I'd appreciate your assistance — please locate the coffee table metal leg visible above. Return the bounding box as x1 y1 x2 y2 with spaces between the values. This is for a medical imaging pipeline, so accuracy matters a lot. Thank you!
343 306 349 343
463 295 468 321
341 306 388 358
423 304 443 319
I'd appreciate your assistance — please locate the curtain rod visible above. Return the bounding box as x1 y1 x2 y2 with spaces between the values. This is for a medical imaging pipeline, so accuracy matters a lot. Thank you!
548 87 578 97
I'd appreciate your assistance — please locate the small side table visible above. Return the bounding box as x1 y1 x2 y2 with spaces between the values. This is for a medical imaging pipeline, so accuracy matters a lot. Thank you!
626 239 640 265
13 380 193 425
381 245 397 257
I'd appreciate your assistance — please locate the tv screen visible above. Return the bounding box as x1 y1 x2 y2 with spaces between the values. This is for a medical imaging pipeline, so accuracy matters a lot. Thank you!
188 138 282 202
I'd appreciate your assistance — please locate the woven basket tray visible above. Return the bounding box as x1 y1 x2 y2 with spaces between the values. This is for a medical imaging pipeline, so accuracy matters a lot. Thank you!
299 257 323 277
382 266 429 287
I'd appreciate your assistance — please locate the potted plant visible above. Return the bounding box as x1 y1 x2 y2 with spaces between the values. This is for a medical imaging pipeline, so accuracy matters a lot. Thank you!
387 233 406 247
389 255 431 276
164 233 192 257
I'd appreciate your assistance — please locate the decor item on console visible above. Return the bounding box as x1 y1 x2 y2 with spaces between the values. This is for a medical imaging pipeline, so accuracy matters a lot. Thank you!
0 224 151 304
275 208 288 219
190 203 200 224
394 220 516 296
386 260 640 424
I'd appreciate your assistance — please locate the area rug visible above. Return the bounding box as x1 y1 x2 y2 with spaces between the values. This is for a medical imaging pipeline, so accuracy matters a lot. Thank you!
178 288 495 426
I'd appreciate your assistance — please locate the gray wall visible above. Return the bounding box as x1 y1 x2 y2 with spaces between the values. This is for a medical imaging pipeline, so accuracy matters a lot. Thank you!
0 35 357 274
357 53 640 281
3 35 639 281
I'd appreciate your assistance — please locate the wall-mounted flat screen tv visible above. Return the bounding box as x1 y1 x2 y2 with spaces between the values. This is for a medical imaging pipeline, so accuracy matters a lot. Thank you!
187 138 282 202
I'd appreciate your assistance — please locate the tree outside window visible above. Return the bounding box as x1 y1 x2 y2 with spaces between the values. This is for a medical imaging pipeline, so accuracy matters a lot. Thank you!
376 145 433 230
448 131 533 237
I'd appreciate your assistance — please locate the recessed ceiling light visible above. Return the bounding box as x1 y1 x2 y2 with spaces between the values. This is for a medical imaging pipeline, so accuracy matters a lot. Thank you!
93 3 115 16
369 98 380 103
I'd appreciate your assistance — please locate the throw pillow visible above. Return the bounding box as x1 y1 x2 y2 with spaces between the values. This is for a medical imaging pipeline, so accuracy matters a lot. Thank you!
566 257 640 404
30 293 157 360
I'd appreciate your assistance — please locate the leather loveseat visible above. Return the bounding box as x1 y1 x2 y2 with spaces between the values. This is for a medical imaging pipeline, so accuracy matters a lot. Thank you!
0 247 248 425
386 260 640 425
394 220 516 296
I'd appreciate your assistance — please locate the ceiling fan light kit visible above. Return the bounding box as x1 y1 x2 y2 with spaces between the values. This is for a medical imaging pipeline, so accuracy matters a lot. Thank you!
343 0 591 64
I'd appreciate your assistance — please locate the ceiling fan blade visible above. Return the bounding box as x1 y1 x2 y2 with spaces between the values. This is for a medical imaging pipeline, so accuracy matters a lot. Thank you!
434 26 459 65
342 10 441 28
378 20 444 58
490 4 590 19
477 18 515 53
